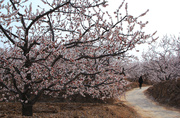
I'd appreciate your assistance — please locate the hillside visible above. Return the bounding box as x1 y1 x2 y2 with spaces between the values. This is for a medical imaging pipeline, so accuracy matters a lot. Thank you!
146 78 180 109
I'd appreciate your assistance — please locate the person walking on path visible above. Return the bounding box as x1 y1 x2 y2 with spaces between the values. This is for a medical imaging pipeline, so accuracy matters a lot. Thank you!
138 76 143 89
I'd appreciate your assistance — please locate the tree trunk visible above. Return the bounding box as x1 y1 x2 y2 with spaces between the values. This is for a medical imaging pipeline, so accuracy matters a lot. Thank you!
22 104 33 116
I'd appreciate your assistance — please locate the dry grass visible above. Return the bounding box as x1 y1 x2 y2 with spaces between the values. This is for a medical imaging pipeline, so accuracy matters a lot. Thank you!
0 101 141 118
146 78 180 109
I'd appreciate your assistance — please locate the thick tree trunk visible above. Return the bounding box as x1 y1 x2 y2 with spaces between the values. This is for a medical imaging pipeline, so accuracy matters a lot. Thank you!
22 104 33 116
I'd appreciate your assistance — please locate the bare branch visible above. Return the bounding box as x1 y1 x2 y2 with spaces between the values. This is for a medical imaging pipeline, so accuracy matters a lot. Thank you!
0 25 15 44
26 1 70 36
47 14 55 41
9 0 27 29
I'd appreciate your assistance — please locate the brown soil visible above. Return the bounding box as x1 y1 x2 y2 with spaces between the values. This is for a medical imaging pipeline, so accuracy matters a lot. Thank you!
146 78 180 109
0 101 141 118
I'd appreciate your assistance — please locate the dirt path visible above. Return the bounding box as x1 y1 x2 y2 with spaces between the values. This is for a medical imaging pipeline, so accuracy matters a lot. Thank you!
124 86 180 118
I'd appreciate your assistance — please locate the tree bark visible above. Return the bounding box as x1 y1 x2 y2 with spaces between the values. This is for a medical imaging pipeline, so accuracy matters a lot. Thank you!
22 104 33 116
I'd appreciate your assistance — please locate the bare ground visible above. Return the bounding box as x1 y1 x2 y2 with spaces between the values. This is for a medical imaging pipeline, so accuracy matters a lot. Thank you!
0 101 141 118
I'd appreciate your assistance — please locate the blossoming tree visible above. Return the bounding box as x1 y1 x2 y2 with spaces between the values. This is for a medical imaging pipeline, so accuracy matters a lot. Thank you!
142 36 180 81
0 0 156 116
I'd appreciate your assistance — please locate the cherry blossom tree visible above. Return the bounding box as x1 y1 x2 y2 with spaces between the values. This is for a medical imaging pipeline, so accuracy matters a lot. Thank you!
0 0 156 116
125 61 142 79
142 35 180 82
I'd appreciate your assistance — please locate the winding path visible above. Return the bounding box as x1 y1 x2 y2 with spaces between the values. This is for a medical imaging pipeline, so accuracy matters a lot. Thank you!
124 86 180 118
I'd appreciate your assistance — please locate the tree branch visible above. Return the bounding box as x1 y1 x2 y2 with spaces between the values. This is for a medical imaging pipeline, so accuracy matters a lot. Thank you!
47 14 55 41
0 25 15 44
64 15 127 49
70 1 107 8
76 51 126 60
9 0 27 29
51 55 69 67
64 72 101 86
26 1 70 36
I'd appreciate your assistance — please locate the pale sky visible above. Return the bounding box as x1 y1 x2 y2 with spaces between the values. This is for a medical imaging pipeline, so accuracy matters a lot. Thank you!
107 0 180 59
108 0 180 38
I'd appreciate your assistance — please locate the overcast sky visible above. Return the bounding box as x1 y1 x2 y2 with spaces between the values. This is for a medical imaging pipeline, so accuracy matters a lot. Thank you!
107 0 180 59
108 0 180 38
